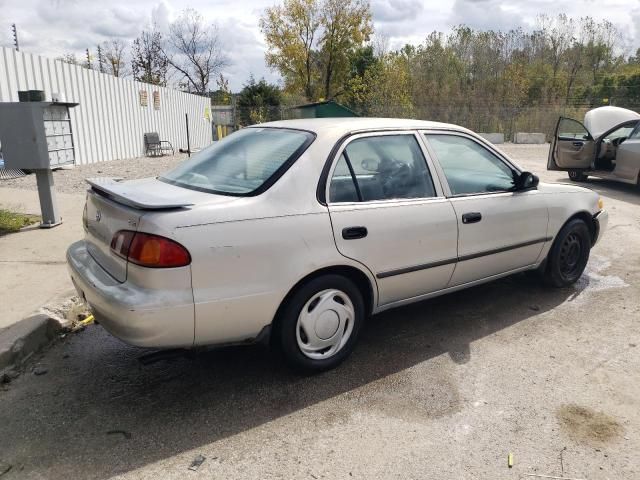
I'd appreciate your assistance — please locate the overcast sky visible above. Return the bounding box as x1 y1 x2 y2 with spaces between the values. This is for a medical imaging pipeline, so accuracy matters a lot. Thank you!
1 0 639 91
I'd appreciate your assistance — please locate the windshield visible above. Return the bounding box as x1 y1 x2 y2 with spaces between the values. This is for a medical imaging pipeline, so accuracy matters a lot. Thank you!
630 123 640 140
160 128 314 195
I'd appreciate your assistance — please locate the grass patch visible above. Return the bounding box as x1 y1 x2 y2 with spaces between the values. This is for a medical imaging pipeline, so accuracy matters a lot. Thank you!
0 209 40 235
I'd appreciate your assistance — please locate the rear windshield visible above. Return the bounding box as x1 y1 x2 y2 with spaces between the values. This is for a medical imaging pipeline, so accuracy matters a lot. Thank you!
160 128 314 195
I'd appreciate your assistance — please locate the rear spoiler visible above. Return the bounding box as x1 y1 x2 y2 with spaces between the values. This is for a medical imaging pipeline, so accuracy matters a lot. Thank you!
86 178 194 210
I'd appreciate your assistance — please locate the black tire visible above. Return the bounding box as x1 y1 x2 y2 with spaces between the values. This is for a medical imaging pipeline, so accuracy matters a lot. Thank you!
544 219 591 287
274 274 365 372
568 170 587 182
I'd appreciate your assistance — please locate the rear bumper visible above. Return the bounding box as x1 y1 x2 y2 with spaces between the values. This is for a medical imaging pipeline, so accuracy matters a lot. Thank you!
593 209 608 246
66 240 195 348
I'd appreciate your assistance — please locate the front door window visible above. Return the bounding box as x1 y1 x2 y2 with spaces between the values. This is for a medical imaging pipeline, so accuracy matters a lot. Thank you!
558 118 591 140
424 134 516 195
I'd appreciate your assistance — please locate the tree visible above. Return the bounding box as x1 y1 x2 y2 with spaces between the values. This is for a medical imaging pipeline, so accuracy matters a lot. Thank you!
536 14 575 100
210 74 232 105
100 40 128 77
318 0 372 98
350 45 376 78
563 39 585 104
342 51 413 117
56 53 81 66
237 75 282 124
260 0 321 100
260 0 371 100
131 29 168 86
166 9 229 95
581 18 619 84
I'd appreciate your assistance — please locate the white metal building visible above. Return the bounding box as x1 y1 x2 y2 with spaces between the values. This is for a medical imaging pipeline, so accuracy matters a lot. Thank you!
0 46 212 165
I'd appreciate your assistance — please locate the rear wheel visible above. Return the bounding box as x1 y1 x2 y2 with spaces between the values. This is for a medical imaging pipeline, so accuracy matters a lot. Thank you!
274 274 365 372
544 219 591 287
568 169 587 182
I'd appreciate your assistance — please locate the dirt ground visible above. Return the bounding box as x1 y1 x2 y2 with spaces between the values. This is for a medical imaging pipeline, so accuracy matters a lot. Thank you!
0 144 639 479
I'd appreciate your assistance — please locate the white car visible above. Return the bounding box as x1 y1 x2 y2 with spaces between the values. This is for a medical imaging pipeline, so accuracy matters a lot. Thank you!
548 106 640 184
67 118 608 371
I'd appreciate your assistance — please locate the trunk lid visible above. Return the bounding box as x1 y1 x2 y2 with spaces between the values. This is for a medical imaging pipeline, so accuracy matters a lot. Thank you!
85 188 142 282
83 177 207 282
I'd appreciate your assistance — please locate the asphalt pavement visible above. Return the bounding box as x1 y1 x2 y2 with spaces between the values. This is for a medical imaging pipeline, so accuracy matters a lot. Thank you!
0 145 639 479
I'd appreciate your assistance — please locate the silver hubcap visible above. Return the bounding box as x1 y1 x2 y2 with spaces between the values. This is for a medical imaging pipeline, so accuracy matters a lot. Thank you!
296 289 355 360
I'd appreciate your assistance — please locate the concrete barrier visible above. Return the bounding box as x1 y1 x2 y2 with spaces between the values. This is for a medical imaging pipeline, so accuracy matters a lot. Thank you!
514 132 546 144
478 133 505 144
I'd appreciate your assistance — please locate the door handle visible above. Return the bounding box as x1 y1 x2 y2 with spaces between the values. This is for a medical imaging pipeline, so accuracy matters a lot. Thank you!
572 141 584 148
462 212 482 224
342 226 368 240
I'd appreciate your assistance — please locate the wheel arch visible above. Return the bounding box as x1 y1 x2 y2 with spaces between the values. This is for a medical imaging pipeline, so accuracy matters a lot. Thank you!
270 265 376 341
555 210 597 247
541 209 595 286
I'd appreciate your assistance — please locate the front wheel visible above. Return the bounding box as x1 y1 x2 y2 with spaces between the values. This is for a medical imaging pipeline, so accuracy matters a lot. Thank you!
274 274 365 372
544 219 591 287
568 170 587 182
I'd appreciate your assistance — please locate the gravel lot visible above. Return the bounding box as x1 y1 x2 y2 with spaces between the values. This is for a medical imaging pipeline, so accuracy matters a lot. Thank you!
0 152 190 194
1 143 639 479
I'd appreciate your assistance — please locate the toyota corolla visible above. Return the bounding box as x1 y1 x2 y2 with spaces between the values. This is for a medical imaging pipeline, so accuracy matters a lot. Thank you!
67 118 608 371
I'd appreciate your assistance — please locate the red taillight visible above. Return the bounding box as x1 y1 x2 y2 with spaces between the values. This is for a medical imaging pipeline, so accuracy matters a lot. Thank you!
110 230 191 268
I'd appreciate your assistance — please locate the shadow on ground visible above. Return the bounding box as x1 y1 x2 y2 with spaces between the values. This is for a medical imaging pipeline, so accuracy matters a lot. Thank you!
0 273 575 479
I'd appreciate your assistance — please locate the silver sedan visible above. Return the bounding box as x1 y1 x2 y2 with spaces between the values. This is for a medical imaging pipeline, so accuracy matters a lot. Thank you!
67 118 608 371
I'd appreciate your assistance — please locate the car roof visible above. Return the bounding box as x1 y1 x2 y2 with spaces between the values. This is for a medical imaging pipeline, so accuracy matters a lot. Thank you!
255 117 473 136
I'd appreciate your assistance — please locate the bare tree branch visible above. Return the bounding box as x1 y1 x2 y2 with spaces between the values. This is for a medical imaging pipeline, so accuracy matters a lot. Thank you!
165 9 230 95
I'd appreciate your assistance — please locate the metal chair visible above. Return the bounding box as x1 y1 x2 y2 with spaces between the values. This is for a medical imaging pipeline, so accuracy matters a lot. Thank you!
144 132 174 157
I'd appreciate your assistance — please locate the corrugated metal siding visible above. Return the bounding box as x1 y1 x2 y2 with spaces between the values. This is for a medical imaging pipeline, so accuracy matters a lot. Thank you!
0 46 212 164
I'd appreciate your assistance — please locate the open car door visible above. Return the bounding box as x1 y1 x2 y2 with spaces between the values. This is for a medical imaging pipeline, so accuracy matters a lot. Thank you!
548 117 594 171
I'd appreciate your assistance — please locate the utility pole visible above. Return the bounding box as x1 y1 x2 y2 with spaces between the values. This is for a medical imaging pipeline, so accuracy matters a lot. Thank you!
11 24 19 51
97 45 104 73
85 48 92 70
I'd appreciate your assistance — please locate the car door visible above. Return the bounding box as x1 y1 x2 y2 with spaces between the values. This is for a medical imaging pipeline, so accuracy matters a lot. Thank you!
423 132 549 286
614 122 640 182
326 131 458 307
548 117 595 171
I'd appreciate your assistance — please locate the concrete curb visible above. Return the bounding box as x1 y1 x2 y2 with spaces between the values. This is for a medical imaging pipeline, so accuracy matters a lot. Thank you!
0 314 64 375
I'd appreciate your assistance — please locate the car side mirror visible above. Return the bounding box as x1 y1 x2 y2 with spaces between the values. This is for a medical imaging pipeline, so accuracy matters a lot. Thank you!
515 171 539 190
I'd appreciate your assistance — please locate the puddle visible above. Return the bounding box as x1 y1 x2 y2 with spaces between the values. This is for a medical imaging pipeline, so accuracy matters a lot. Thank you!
557 404 623 445
568 255 628 304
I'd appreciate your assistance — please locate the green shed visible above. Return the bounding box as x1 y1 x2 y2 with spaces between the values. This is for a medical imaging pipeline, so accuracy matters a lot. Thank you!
292 100 359 118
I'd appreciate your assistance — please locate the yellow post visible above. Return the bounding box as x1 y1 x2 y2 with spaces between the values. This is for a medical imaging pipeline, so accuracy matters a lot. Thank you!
217 125 222 140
